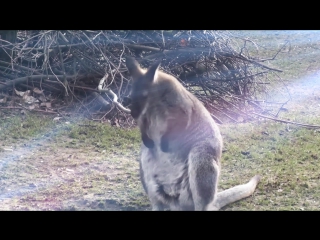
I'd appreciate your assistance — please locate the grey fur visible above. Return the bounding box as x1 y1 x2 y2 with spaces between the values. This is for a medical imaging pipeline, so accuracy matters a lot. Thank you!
126 57 260 211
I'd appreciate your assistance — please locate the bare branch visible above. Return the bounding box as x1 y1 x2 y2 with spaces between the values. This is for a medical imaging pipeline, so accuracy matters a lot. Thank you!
0 74 78 90
97 74 131 114
0 30 290 124
252 112 320 129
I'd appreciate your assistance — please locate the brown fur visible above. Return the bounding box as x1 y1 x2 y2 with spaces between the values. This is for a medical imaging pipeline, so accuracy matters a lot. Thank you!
126 57 260 210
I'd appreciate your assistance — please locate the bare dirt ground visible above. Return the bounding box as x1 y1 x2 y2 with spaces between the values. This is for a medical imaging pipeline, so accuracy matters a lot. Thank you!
0 122 149 211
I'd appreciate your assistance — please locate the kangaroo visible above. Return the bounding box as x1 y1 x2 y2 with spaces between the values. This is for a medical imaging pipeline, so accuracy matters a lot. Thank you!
125 56 260 211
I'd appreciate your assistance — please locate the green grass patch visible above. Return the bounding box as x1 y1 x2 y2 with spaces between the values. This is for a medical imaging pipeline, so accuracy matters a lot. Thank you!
0 113 56 144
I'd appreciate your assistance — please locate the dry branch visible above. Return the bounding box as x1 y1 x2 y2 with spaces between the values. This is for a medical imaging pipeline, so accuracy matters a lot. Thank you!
0 74 77 90
97 74 131 113
0 30 293 125
253 112 320 129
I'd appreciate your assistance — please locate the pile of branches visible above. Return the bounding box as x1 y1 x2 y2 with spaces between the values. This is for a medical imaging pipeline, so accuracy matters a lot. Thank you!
0 30 287 125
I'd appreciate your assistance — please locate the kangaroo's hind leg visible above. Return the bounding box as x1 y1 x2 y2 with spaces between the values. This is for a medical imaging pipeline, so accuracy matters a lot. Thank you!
188 140 221 211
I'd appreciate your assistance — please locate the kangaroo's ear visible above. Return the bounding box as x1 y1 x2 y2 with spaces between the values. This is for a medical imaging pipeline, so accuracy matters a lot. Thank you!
144 60 161 83
126 57 144 80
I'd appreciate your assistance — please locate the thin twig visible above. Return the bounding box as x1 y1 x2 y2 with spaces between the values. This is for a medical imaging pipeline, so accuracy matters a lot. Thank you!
0 74 78 90
97 74 131 113
252 112 320 129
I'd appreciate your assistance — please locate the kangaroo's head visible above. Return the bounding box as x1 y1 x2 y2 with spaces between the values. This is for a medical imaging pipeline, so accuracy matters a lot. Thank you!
125 57 161 119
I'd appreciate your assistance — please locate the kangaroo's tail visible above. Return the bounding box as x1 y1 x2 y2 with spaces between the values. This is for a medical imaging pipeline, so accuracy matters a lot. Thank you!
209 175 261 210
